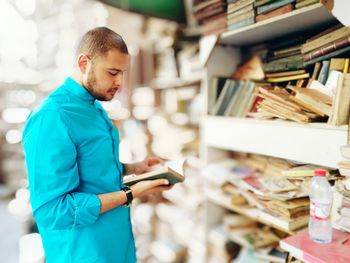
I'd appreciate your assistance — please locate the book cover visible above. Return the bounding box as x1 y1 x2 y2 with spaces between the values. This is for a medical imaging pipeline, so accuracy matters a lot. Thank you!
256 0 296 15
254 0 276 7
304 45 350 66
303 36 350 61
301 26 350 54
295 0 319 8
227 4 253 19
265 70 306 78
280 228 350 263
317 60 330 84
123 159 186 186
267 73 309 82
228 0 255 14
256 3 294 22
227 10 255 26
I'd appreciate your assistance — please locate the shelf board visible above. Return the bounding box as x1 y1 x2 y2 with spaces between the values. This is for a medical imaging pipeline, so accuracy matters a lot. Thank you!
219 4 336 46
204 116 348 168
206 189 307 235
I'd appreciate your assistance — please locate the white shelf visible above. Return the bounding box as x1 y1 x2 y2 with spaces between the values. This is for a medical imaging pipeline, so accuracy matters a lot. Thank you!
219 4 336 46
204 116 348 168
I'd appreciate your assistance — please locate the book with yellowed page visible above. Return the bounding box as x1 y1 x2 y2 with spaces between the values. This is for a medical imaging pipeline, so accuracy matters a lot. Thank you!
123 159 186 186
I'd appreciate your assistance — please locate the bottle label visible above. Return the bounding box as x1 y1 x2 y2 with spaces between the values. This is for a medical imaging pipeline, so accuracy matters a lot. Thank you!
310 201 331 220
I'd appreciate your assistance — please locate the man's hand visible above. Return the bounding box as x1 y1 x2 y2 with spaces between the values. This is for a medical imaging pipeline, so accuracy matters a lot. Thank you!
130 179 172 199
124 156 164 175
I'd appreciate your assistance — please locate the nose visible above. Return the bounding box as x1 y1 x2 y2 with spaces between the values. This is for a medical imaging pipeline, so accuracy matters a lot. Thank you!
113 73 123 87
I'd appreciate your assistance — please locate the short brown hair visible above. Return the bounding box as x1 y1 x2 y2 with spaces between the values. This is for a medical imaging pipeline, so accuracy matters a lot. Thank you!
76 27 128 60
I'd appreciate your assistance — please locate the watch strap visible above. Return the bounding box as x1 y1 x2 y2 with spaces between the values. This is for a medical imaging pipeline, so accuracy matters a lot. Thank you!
121 186 133 207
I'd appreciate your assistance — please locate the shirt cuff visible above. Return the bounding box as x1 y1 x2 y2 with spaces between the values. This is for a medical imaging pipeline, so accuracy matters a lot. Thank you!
74 194 101 227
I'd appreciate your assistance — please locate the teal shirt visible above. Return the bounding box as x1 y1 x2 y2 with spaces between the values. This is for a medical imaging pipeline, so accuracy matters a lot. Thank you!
22 77 136 263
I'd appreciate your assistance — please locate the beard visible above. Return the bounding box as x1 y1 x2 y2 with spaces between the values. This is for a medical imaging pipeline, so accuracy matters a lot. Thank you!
83 68 111 101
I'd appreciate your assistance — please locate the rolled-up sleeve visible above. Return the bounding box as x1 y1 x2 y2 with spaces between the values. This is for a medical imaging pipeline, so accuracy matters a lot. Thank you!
22 108 101 230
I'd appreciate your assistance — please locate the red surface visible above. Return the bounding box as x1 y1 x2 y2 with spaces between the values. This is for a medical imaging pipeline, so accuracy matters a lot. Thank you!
281 228 350 263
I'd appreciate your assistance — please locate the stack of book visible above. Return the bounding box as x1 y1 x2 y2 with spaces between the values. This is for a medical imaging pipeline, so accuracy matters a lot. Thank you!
295 0 322 9
226 0 256 32
301 25 350 66
193 0 227 35
204 153 341 232
209 78 258 117
255 0 295 23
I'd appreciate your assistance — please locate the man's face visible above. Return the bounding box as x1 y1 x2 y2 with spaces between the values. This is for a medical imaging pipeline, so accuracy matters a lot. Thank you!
82 49 129 101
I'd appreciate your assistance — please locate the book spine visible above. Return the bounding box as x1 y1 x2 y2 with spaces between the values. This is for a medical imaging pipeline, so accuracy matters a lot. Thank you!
227 11 255 25
256 4 294 22
228 0 254 14
227 17 255 31
303 36 350 61
295 0 319 8
257 0 296 15
304 45 350 66
301 27 350 54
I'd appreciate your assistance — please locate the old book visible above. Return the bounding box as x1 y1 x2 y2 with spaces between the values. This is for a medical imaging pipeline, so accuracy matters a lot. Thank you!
208 76 229 112
290 93 332 116
267 73 309 82
301 26 350 54
123 159 186 186
256 3 294 22
255 0 276 7
227 4 253 18
306 23 343 43
227 17 255 31
193 0 223 13
227 10 255 26
228 0 255 14
263 55 304 73
344 58 350 73
265 70 306 78
303 36 350 61
256 0 296 15
210 79 232 115
329 58 346 72
288 85 333 104
329 73 350 125
274 45 301 57
304 45 350 67
295 0 319 8
317 60 330 84
223 80 243 116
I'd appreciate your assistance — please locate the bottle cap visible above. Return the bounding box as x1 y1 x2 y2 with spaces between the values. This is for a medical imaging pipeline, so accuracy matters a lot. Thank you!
315 169 326 176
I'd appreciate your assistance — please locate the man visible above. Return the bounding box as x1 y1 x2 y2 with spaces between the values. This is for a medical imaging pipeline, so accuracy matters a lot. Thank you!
22 27 171 263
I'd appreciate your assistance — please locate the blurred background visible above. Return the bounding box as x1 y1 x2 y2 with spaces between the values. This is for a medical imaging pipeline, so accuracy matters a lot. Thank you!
0 0 205 262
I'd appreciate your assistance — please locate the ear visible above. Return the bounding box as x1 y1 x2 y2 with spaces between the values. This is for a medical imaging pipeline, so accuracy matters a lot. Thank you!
76 54 90 73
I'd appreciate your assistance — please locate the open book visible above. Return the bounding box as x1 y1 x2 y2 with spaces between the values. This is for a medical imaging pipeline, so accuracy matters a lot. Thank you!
123 159 186 186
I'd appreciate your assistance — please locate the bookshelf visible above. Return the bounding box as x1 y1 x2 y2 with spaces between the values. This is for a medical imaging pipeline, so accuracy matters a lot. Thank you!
219 3 334 45
204 116 347 168
201 1 349 261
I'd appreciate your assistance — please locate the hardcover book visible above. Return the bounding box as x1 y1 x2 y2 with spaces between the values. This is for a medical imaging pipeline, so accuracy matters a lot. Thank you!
123 159 186 186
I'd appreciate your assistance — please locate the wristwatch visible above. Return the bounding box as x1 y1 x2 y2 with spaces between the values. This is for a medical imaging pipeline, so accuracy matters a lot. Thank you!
121 186 133 207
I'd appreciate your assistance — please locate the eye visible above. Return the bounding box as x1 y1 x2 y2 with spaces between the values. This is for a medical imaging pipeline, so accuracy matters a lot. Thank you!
108 70 122 77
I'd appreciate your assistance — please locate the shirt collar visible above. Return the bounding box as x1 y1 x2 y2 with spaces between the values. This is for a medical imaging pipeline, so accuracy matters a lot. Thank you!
63 77 96 105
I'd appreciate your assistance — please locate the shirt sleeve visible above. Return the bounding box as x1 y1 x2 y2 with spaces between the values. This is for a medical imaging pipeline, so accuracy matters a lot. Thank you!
22 109 101 230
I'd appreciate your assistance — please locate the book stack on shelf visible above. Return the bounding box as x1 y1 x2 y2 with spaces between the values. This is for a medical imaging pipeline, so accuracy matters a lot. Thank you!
226 0 255 31
193 0 227 35
203 153 342 233
208 213 288 262
209 23 350 125
255 0 295 23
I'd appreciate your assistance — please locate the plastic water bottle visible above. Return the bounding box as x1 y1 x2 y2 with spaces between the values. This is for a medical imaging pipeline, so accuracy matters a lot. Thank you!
308 169 333 243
